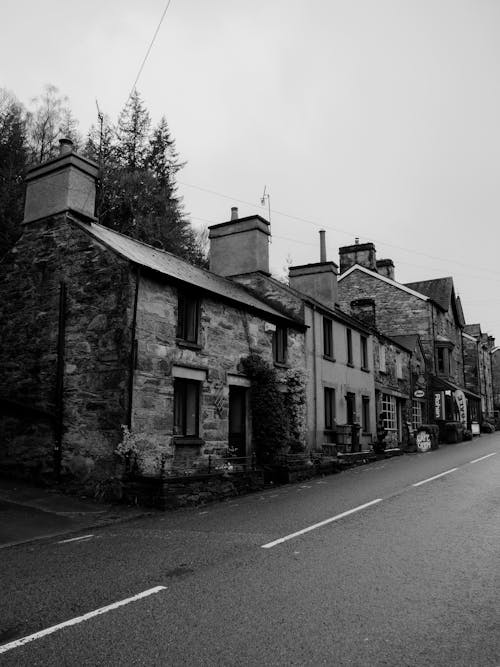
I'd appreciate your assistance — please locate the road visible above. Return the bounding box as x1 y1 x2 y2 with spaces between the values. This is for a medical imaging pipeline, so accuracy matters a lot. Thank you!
1 435 499 666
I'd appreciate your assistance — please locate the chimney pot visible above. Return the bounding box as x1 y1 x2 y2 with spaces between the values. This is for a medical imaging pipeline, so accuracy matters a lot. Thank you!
230 207 238 220
59 138 74 155
319 230 327 263
355 237 359 245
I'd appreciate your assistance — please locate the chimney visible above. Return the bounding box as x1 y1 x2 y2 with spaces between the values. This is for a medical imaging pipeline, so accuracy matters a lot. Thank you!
288 231 338 307
338 240 376 274
376 258 395 281
208 208 271 277
23 139 99 224
350 298 376 329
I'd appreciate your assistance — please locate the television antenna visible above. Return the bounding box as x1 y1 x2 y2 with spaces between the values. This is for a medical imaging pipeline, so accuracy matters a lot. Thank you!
260 185 271 223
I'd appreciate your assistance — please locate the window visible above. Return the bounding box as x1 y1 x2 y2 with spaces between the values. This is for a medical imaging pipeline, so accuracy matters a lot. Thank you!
324 387 336 430
323 318 334 359
362 396 370 433
412 400 423 430
381 394 397 431
346 328 353 365
346 392 356 424
174 379 200 437
360 335 368 370
396 352 403 379
379 345 386 372
436 346 451 376
177 291 199 344
273 326 288 364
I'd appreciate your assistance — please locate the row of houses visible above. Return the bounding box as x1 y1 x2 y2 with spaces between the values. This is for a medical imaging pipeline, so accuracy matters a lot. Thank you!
0 141 498 491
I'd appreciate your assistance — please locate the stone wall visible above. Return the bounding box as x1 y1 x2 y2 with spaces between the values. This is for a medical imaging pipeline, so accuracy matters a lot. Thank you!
131 272 306 473
0 214 134 484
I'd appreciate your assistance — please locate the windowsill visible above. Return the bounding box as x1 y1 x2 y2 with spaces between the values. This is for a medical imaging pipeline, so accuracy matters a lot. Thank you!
273 361 289 369
361 366 370 373
176 339 202 351
172 436 204 447
323 355 336 362
379 369 387 374
347 362 354 368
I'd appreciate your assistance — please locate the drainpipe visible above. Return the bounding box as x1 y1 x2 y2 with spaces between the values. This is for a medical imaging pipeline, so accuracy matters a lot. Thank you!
311 304 318 450
54 281 67 482
127 266 140 429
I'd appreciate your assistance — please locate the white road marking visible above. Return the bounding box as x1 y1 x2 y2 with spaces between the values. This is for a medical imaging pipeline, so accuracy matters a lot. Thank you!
412 468 458 487
469 452 496 464
57 534 94 544
0 586 166 655
261 498 383 549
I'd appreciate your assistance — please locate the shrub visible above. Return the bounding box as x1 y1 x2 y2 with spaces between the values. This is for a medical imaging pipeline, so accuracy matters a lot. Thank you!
463 429 472 441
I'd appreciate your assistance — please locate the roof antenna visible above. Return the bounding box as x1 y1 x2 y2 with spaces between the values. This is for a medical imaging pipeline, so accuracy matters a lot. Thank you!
260 185 271 224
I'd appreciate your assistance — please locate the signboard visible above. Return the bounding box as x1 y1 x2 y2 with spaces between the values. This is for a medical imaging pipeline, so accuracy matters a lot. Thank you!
454 390 467 427
416 431 432 452
434 392 443 420
414 389 425 398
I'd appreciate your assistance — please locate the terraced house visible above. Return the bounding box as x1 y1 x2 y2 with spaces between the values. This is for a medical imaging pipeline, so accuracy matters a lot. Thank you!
0 142 306 489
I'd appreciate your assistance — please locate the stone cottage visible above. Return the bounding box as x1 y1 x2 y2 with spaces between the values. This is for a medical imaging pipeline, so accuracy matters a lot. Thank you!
0 142 306 488
336 241 481 429
209 221 377 453
462 324 495 425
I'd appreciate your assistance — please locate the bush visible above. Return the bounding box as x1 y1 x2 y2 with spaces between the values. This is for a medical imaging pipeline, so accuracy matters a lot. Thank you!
481 422 495 434
463 429 472 441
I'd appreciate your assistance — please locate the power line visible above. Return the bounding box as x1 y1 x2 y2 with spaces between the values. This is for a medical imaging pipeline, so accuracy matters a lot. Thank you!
127 0 173 104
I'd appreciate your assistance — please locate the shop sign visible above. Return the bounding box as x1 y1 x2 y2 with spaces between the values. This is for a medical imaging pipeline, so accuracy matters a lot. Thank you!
434 392 443 419
454 390 467 427
416 431 432 452
414 389 425 398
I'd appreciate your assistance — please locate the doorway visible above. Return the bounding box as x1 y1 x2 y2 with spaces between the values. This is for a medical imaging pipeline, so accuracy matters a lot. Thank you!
228 386 247 458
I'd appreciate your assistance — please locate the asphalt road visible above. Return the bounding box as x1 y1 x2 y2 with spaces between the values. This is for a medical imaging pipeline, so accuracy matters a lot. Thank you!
1 435 499 666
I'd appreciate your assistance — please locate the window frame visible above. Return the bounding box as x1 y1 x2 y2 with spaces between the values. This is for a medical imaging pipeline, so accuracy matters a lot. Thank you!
346 328 353 365
381 393 397 431
324 387 336 430
273 326 288 365
360 335 369 370
323 317 334 359
412 400 423 430
361 395 370 433
176 290 200 345
173 378 200 437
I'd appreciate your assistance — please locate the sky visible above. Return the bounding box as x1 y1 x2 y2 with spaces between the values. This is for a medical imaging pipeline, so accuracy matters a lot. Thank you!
2 0 500 335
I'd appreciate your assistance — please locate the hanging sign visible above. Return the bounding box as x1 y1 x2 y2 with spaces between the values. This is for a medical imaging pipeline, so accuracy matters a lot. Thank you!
414 389 425 398
434 392 443 420
454 390 467 427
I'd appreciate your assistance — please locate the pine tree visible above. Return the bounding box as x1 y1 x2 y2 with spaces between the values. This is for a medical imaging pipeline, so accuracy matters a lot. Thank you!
0 89 28 258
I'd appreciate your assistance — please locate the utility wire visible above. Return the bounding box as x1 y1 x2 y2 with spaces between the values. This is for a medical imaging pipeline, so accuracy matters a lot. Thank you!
127 0 173 104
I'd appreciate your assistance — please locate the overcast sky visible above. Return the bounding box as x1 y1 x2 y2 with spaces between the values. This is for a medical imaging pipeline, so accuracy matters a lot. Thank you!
3 0 500 335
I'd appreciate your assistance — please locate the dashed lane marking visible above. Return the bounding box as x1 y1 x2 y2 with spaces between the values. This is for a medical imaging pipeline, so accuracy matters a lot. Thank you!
0 586 167 655
261 499 383 549
412 468 458 487
469 452 496 464
57 535 94 544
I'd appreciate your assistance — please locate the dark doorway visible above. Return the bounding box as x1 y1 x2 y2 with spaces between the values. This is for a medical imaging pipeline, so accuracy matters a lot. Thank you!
346 392 356 424
228 387 247 458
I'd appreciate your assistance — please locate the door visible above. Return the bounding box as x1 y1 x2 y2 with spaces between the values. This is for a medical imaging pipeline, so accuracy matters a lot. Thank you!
228 387 247 458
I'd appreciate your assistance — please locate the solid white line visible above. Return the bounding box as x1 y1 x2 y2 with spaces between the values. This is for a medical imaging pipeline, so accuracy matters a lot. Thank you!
261 498 383 549
412 468 458 487
469 452 496 464
0 586 166 655
57 534 94 544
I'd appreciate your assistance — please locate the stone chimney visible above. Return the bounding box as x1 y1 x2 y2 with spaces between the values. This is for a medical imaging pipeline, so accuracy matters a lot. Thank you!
376 258 395 281
23 139 99 224
208 208 271 277
339 240 377 274
350 298 376 329
289 230 338 308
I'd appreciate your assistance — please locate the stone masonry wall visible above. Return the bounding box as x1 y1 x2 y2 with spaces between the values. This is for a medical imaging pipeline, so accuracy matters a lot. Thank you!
0 215 134 484
131 273 306 474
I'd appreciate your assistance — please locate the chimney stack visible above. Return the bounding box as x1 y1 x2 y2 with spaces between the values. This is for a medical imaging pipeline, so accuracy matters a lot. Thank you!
23 139 98 224
289 230 338 308
338 241 377 274
208 207 270 277
376 258 395 281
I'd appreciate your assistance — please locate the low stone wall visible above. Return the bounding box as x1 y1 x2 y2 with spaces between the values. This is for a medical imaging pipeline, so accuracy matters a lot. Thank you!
123 469 265 509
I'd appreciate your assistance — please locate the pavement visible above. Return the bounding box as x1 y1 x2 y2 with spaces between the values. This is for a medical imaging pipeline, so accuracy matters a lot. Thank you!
0 477 150 549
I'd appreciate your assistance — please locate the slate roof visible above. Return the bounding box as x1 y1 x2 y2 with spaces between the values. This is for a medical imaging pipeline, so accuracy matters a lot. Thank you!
390 334 420 353
77 220 303 327
404 277 454 312
464 323 481 337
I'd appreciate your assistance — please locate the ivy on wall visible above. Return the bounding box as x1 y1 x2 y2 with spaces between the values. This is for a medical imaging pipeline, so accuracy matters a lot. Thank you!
240 354 307 462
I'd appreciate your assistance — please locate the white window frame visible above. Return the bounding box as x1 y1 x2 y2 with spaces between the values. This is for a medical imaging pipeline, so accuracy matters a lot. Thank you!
412 400 423 430
381 394 397 431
